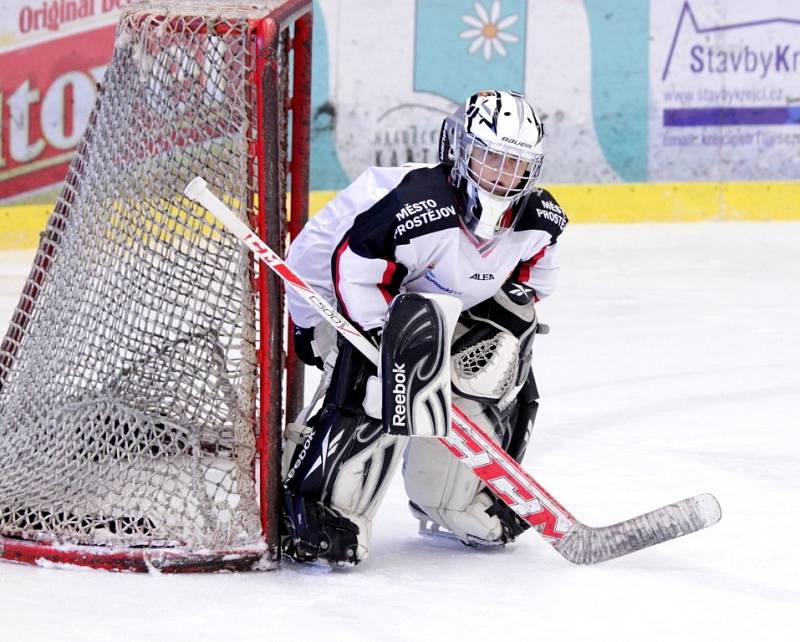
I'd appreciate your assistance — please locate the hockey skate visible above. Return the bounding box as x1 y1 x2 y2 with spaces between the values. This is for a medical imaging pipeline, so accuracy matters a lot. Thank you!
281 492 362 566
409 490 529 548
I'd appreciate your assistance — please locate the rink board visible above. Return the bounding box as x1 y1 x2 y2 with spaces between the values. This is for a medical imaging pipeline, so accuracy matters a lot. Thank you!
3 180 800 250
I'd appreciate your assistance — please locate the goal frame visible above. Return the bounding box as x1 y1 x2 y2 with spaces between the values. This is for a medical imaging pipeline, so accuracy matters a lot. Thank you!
0 0 312 573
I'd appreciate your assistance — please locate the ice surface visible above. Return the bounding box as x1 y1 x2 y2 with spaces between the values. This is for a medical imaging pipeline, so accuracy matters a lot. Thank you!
1 223 798 641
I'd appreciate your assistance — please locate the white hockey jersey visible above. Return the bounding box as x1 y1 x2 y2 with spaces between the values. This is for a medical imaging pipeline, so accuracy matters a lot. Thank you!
286 163 567 331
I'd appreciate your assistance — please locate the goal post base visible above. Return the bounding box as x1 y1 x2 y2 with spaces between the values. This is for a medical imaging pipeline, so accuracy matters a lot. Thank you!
0 536 278 573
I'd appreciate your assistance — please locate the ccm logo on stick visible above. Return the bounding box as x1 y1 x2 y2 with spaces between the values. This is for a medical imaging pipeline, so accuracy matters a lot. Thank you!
391 362 407 429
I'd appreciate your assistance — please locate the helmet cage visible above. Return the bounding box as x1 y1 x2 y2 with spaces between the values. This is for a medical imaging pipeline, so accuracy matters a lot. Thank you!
443 118 543 238
454 128 543 203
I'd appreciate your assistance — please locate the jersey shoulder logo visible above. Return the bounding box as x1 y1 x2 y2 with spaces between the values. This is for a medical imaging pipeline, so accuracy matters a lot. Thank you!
390 165 461 243
469 272 495 280
535 199 567 231
516 188 568 239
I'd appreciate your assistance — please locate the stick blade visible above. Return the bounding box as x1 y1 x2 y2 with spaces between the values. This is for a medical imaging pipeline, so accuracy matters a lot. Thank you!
553 493 721 565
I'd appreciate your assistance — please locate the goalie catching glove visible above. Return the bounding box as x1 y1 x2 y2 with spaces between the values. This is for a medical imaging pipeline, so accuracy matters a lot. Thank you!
450 278 547 408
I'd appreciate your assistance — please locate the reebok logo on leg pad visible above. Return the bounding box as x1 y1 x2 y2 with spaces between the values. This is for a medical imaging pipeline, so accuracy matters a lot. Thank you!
391 362 408 430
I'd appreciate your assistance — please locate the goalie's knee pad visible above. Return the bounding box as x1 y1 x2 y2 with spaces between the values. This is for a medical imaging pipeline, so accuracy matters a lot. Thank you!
282 412 404 565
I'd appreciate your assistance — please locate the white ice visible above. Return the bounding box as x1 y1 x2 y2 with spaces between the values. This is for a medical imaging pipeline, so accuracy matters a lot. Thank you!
0 222 797 642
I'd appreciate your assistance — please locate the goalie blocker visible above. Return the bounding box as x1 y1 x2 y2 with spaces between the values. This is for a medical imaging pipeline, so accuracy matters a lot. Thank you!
379 293 461 438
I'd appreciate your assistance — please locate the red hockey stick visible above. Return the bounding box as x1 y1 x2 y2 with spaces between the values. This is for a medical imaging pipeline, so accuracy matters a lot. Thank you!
185 177 721 564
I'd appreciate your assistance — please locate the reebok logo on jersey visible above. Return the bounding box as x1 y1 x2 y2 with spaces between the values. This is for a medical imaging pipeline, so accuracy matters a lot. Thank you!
391 362 407 430
507 282 533 302
469 272 495 280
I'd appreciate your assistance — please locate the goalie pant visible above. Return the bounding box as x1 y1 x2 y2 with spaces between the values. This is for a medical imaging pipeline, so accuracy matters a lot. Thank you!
282 283 542 565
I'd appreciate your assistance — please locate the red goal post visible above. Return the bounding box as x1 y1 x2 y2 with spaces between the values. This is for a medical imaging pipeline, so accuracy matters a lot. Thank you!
0 0 312 572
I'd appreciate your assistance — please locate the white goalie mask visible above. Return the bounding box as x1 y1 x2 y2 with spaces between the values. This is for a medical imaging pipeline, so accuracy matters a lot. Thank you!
439 90 544 239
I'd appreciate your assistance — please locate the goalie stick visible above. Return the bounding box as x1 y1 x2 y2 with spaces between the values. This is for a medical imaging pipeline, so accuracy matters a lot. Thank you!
184 177 722 565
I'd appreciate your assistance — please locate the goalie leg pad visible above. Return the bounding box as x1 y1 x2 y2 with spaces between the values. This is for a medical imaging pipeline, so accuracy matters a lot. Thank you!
403 379 537 545
402 396 502 544
282 411 404 565
282 341 406 565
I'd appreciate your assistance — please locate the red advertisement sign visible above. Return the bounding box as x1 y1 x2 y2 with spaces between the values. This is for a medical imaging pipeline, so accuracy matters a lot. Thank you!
0 24 115 200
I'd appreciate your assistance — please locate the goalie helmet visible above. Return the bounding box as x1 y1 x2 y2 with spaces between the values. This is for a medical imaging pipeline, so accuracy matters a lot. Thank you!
439 90 544 239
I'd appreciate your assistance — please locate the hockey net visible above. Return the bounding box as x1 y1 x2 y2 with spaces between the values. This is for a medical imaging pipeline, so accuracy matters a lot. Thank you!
0 0 311 572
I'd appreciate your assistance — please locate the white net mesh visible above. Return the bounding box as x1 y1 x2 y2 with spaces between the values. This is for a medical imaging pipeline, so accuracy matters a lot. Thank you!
0 3 290 552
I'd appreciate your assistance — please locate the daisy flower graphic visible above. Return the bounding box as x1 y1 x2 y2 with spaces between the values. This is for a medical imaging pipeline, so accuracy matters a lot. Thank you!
460 1 520 61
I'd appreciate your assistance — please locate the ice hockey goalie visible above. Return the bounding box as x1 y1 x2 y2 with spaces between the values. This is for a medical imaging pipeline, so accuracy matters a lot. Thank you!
280 90 568 566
